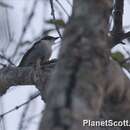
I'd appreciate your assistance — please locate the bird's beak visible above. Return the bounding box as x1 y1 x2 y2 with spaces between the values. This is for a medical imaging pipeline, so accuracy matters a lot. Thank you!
54 37 60 40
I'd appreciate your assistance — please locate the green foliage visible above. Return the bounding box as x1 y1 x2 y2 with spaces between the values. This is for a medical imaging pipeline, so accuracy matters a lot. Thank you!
122 62 130 70
46 19 66 28
111 52 130 71
111 51 124 63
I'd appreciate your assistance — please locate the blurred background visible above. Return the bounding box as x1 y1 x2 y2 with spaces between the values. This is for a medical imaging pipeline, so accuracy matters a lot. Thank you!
0 0 130 130
0 0 72 130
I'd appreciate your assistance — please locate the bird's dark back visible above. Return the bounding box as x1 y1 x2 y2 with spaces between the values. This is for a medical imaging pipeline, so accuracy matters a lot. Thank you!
19 39 52 67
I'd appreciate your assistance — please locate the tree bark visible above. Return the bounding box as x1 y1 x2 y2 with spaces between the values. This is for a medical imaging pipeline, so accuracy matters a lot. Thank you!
0 1 130 130
0 60 56 101
39 0 130 130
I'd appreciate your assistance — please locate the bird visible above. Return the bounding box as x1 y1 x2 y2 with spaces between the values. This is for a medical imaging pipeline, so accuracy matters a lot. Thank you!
19 36 59 67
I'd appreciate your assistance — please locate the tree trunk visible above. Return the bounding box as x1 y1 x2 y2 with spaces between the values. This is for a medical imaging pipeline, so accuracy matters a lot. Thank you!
39 0 130 130
0 0 130 130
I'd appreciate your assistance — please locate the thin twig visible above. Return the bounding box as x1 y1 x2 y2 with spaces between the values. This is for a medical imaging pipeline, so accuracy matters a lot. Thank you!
120 31 130 40
65 0 72 7
18 95 31 130
0 63 6 67
5 8 13 42
50 0 63 39
55 0 70 17
111 0 124 45
123 46 130 56
0 54 15 66
120 57 130 65
0 99 6 130
0 2 13 9
24 111 43 130
0 92 40 119
119 46 130 65
19 0 37 44
11 0 38 60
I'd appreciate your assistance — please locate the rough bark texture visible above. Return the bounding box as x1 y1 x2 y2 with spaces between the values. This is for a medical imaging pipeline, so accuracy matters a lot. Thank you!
0 0 130 130
39 0 130 130
111 0 124 46
0 60 56 101
0 67 34 95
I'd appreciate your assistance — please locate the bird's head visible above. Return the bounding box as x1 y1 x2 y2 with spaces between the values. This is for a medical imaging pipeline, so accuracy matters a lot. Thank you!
42 36 59 41
41 35 59 46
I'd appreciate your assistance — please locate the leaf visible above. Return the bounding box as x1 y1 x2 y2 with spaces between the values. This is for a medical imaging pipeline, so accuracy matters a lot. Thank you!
111 52 124 63
122 63 130 69
46 19 66 28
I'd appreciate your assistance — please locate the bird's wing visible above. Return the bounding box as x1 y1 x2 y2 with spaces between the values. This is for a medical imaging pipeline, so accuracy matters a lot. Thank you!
19 40 40 67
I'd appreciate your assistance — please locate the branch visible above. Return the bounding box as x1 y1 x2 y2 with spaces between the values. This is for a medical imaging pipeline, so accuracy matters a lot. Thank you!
0 67 34 96
18 95 31 130
0 54 15 66
0 2 13 9
49 0 63 39
120 31 130 41
111 0 124 45
10 0 38 60
65 0 72 7
0 59 57 96
55 0 70 17
0 92 40 119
